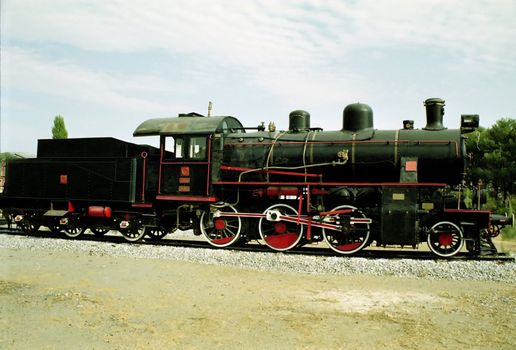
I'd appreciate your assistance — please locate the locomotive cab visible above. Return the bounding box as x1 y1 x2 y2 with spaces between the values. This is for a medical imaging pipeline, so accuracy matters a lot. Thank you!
133 113 244 201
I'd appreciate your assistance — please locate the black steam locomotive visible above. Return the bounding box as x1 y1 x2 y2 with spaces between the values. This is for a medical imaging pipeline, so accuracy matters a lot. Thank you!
0 98 512 257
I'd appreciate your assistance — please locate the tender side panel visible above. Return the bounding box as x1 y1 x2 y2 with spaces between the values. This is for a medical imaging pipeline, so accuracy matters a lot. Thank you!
3 158 141 203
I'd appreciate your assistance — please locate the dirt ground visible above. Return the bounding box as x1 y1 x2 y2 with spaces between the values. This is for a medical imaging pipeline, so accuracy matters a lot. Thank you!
1 245 515 350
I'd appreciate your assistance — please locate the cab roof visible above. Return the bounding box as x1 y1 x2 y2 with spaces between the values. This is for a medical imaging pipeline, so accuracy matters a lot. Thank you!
133 113 244 136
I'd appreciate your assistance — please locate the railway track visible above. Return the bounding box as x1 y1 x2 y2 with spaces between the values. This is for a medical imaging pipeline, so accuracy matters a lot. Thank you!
1 226 513 262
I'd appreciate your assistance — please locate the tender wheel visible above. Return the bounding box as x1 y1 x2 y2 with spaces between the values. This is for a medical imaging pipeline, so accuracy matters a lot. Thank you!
64 225 85 238
145 227 168 241
259 203 303 251
120 219 146 242
427 221 464 257
200 204 242 247
322 205 370 255
48 225 63 235
19 222 40 234
90 227 110 237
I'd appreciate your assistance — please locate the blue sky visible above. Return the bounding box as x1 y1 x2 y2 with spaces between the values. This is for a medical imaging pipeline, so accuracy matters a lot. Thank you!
1 0 515 154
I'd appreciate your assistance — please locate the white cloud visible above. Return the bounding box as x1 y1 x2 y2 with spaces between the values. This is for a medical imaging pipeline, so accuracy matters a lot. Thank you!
1 0 514 136
332 0 516 69
4 0 514 63
1 47 181 113
3 0 514 105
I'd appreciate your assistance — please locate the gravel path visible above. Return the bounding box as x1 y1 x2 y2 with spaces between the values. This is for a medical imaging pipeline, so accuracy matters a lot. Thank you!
1 233 514 283
2 231 516 349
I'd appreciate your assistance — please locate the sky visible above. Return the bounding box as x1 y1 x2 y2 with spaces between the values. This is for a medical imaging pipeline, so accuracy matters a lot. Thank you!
1 0 515 154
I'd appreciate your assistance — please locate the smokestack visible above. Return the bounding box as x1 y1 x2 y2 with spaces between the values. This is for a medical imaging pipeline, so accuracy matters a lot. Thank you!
423 98 446 131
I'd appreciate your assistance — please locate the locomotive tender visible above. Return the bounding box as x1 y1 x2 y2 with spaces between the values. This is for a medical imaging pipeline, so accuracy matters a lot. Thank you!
1 98 511 257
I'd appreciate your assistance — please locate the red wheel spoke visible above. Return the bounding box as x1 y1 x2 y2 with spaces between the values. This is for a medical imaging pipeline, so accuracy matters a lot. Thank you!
201 204 242 248
259 204 303 251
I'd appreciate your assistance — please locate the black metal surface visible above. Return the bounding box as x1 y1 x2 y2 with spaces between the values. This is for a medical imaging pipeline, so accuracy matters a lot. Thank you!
222 127 464 184
37 137 158 158
3 158 140 202
1 138 162 208
380 187 418 245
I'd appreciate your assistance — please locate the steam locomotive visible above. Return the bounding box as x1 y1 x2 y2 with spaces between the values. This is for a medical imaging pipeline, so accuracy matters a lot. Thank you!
1 98 512 257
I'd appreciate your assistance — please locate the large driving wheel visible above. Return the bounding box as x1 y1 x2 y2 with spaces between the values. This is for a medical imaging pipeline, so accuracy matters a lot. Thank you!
259 203 303 251
427 221 464 257
200 204 242 247
322 205 370 255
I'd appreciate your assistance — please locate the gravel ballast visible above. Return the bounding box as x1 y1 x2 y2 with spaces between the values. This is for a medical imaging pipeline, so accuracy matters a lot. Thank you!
1 233 514 283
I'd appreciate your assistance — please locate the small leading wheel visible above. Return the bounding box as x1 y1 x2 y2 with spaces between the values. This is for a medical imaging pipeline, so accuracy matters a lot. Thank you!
64 224 85 238
322 205 370 255
200 204 242 247
120 219 146 242
427 221 464 257
145 227 169 241
90 227 110 237
259 203 303 251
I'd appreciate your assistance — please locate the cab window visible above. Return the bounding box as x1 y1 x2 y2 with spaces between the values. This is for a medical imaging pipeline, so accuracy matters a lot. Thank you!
163 136 206 160
189 137 207 160
163 136 184 159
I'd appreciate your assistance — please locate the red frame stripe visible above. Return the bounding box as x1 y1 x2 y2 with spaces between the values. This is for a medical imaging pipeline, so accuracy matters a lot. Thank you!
156 195 219 202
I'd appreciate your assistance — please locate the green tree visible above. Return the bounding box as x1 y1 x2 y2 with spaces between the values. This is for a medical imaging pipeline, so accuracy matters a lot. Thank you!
52 115 68 139
465 118 515 201
465 126 491 189
0 153 17 161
